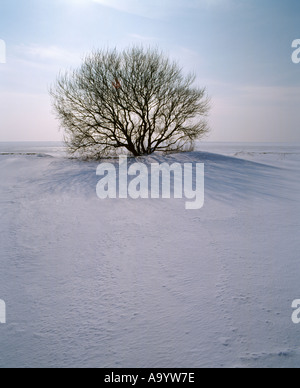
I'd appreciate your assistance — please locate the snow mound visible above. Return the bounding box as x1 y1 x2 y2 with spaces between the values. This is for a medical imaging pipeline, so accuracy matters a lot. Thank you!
0 144 299 368
0 152 53 158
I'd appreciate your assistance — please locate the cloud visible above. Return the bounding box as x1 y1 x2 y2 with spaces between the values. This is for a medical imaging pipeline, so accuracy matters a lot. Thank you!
128 33 157 42
92 0 230 19
0 44 84 96
15 44 81 65
92 0 159 18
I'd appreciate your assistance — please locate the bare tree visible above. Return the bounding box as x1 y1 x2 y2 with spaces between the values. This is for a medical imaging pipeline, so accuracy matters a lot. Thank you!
50 46 210 159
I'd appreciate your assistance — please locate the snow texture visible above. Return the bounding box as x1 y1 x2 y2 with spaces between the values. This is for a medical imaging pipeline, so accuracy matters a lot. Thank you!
0 142 300 368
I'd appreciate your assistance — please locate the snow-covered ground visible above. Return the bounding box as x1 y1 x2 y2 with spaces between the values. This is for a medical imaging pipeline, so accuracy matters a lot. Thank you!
0 142 300 368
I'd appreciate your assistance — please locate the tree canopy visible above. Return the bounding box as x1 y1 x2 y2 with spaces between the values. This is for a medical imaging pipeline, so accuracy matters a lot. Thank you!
50 46 210 159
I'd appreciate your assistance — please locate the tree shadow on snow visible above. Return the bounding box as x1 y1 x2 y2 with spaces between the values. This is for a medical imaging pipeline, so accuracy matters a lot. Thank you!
34 151 294 204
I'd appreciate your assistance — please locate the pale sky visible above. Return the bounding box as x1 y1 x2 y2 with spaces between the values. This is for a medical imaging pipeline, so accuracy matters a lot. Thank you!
0 0 300 142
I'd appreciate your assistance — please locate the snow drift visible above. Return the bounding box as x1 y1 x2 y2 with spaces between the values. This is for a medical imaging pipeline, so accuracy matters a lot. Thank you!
0 143 299 368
